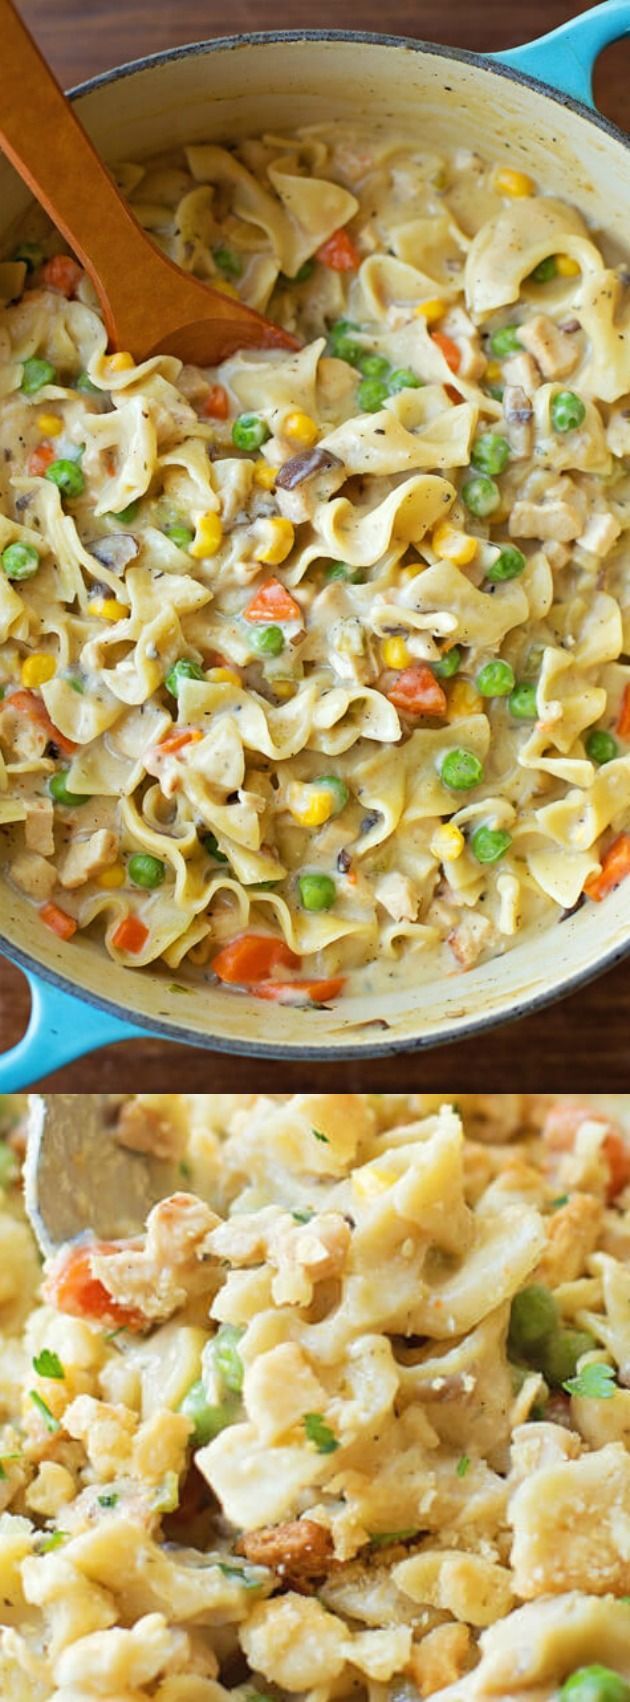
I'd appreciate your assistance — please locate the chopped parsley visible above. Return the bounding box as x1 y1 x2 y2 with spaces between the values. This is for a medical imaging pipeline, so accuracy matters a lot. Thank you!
33 1349 64 1381
217 1560 266 1589
549 1194 570 1210
312 1128 329 1144
38 1530 67 1552
97 1491 119 1508
456 1453 470 1478
302 1412 339 1454
291 1208 314 1223
369 1528 418 1548
29 1391 60 1432
563 1361 617 1400
178 1160 192 1181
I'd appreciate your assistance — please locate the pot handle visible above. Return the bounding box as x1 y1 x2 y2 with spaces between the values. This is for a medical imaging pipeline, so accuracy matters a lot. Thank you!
491 0 630 107
0 971 148 1090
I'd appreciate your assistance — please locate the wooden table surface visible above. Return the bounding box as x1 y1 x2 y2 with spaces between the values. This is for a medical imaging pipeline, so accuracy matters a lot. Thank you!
1 0 629 1090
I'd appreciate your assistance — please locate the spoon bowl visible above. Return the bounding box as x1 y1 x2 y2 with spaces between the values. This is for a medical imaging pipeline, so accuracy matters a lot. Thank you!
25 1094 178 1255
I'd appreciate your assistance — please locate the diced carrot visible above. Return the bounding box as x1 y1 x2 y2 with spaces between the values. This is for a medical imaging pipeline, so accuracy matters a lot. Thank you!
39 901 77 941
584 832 630 902
253 976 345 1004
244 577 302 624
616 682 630 742
541 1102 630 1203
42 1243 146 1331
202 384 229 419
40 254 84 298
28 442 55 476
542 1103 592 1151
112 914 149 954
431 330 461 373
158 728 204 757
315 228 361 271
602 1129 630 1201
445 383 464 404
385 662 448 718
211 933 301 985
9 689 78 755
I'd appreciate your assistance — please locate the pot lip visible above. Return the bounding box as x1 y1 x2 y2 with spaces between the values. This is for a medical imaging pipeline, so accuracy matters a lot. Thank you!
66 26 630 157
3 26 629 1060
3 923 630 1061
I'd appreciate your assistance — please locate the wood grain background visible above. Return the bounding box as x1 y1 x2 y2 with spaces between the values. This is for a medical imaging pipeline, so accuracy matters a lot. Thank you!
1 0 629 1089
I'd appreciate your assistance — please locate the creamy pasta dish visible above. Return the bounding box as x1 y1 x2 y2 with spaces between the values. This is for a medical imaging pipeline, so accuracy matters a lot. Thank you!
1 129 630 1004
0 1092 629 1701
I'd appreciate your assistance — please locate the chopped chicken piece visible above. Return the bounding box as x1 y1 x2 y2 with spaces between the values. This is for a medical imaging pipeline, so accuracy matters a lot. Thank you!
502 385 533 459
448 911 493 969
57 829 119 890
502 350 541 394
209 1209 351 1307
443 307 485 380
544 540 570 569
509 1420 581 1490
24 797 55 856
533 1191 603 1287
91 1193 220 1322
374 871 419 923
10 850 57 901
577 509 621 557
518 313 579 379
509 476 586 542
606 403 630 457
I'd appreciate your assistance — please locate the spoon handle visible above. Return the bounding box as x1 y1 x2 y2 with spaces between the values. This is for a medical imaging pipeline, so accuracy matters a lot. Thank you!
0 0 163 343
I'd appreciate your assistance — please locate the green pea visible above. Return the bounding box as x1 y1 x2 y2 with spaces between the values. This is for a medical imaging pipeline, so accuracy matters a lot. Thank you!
539 1327 597 1388
388 368 423 392
550 389 586 433
179 1378 235 1445
357 377 390 412
213 245 243 279
470 825 512 863
165 658 205 696
298 872 336 911
202 832 229 864
44 459 85 498
164 523 194 549
328 318 362 364
319 775 350 813
559 1667 630 1702
251 625 285 657
232 413 271 452
476 659 515 697
461 474 501 517
489 324 522 357
325 562 364 583
586 728 618 766
11 241 44 272
21 357 56 395
75 370 101 395
291 259 315 284
486 545 526 583
110 501 139 523
1 542 39 581
49 772 89 807
440 748 484 791
213 1323 245 1394
356 352 391 379
509 1284 558 1353
509 682 538 720
433 645 461 680
128 853 166 889
529 254 557 283
470 432 510 476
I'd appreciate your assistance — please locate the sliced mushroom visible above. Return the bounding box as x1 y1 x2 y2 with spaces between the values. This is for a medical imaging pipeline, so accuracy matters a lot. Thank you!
275 446 344 490
503 385 534 460
87 533 140 573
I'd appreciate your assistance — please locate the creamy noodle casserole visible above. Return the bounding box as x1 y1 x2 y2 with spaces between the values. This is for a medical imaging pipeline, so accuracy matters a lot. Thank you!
1 132 630 1003
0 1093 629 1700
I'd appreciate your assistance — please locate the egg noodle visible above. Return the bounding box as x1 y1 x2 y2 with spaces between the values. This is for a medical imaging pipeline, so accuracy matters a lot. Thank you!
1 131 630 1002
0 1093 629 1700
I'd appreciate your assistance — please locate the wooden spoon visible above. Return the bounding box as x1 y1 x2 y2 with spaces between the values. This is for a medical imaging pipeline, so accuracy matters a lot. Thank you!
24 1094 180 1254
0 0 298 362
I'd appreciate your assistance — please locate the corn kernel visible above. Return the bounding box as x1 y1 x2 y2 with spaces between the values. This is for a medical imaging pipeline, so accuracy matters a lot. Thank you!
273 678 297 701
282 410 319 448
493 167 535 198
288 781 335 828
21 653 55 687
414 298 446 324
399 562 426 582
448 679 483 719
353 1164 398 1200
556 254 581 277
485 361 503 383
104 351 134 374
190 511 223 559
207 666 241 687
97 863 126 889
381 636 410 670
431 822 465 862
212 279 238 299
253 461 276 490
255 517 295 566
432 520 477 567
36 412 63 436
89 598 127 621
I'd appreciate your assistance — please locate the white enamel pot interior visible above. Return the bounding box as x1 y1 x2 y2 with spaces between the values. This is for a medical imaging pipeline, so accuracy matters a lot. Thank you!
1 30 629 1058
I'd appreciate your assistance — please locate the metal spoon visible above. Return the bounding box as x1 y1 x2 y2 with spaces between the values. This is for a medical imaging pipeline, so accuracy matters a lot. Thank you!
24 1094 178 1256
0 0 298 363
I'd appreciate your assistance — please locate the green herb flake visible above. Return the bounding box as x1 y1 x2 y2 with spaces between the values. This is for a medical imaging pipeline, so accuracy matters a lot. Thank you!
312 1127 329 1144
179 1160 192 1181
563 1361 617 1400
369 1527 418 1549
97 1491 119 1508
168 983 192 996
39 1530 68 1552
549 1194 569 1210
291 1209 314 1224
303 1412 339 1454
33 1349 65 1381
29 1391 60 1432
456 1453 470 1478
217 1560 267 1589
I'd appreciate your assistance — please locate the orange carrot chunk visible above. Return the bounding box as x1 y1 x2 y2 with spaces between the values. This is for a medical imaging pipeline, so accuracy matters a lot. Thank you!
158 728 204 757
584 832 630 902
315 228 361 271
40 254 84 298
211 933 300 985
616 682 630 742
385 662 448 718
27 442 56 477
602 1130 630 1201
253 976 345 1004
202 384 229 419
244 577 302 624
112 915 149 954
9 688 78 755
42 1243 146 1330
39 901 77 941
431 330 461 373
